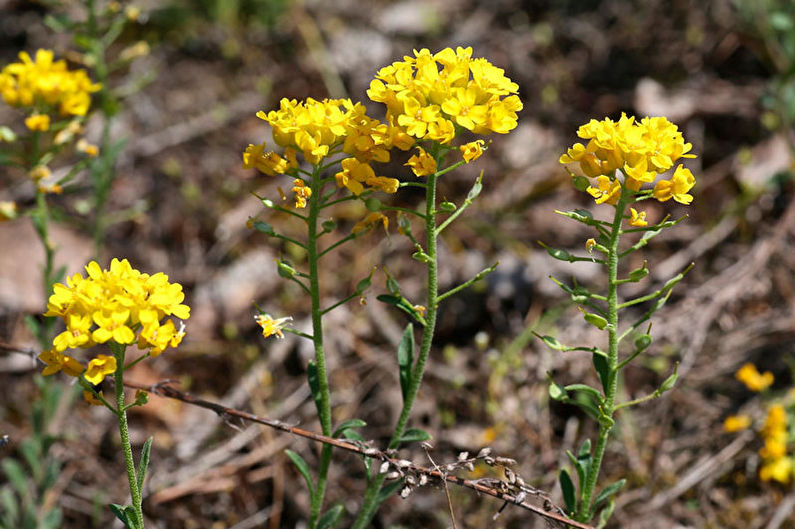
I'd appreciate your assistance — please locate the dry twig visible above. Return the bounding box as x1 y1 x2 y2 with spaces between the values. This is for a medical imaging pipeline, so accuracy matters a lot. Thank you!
122 379 594 529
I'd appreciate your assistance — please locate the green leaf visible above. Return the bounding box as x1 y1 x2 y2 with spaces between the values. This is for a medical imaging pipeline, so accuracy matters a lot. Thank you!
376 478 405 505
559 469 577 514
356 276 372 294
376 295 426 326
573 176 589 191
592 351 610 393
397 428 432 444
136 437 153 493
332 418 367 438
316 504 345 529
41 507 62 529
253 220 275 235
595 497 616 529
307 361 322 413
397 324 415 401
572 392 601 421
593 478 626 513
1 459 29 497
545 246 572 262
108 503 137 528
285 449 315 496
0 487 19 525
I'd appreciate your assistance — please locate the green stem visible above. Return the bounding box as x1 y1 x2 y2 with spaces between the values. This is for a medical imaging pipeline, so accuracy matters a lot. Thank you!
351 171 440 529
576 191 630 521
307 169 333 528
112 342 144 528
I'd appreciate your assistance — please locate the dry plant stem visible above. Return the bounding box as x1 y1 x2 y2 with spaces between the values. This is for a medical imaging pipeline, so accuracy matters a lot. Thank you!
306 168 333 527
112 342 144 528
576 190 630 521
352 170 440 529
120 379 595 529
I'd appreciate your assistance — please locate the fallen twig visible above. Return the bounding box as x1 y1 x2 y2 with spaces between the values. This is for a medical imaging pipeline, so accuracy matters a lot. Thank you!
122 379 594 529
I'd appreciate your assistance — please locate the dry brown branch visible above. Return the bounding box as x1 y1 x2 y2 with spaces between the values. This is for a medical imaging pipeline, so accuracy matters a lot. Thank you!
122 379 595 529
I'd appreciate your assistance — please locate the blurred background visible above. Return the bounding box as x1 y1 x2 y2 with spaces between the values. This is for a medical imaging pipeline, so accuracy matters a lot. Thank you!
1 0 794 527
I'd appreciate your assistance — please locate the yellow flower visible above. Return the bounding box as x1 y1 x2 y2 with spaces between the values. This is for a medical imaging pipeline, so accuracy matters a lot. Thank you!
335 157 398 195
759 457 793 484
723 414 751 432
653 165 695 205
243 143 289 176
38 348 84 377
255 314 292 339
40 258 190 375
29 165 51 182
367 46 521 142
628 207 648 227
586 175 621 205
292 179 311 208
84 354 117 385
0 201 17 221
561 114 697 203
76 138 99 157
25 113 50 131
585 238 596 253
460 140 485 163
405 147 437 177
0 49 101 117
352 212 388 234
735 363 774 392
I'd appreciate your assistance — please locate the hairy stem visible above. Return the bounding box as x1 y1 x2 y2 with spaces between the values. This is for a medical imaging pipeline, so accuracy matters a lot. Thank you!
352 170 440 529
576 192 629 521
307 169 333 527
112 342 144 528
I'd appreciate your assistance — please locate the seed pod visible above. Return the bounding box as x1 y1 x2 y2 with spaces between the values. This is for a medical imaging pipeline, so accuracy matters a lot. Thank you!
386 471 401 480
400 486 412 499
477 447 492 458
458 451 469 461
379 461 390 474
495 457 517 467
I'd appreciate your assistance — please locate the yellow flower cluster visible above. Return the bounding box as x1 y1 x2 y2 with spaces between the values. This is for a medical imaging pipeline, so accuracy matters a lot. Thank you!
39 259 190 382
560 114 696 206
367 47 522 143
0 49 101 117
246 97 408 197
758 404 792 484
735 362 774 392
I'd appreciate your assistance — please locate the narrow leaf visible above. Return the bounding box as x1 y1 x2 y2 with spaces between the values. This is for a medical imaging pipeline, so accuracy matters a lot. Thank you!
593 351 610 393
316 504 345 529
136 437 153 493
397 428 432 444
397 324 415 401
595 497 616 529
593 479 626 513
332 418 367 438
285 449 315 496
559 469 577 514
307 361 322 413
376 479 405 505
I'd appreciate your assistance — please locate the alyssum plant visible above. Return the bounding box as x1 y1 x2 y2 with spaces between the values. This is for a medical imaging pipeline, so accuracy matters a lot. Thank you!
243 46 521 528
543 114 697 526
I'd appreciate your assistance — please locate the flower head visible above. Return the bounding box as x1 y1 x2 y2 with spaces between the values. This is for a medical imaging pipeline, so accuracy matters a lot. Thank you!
628 207 648 227
560 114 696 205
723 414 751 433
367 47 522 143
0 49 101 116
735 363 774 392
40 258 190 378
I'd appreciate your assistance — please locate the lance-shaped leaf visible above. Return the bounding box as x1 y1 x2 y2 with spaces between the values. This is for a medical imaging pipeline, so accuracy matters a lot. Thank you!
397 324 415 402
593 350 610 393
136 437 153 494
559 468 577 514
592 479 626 518
316 504 345 529
332 418 367 438
377 294 427 326
285 449 315 497
398 427 432 444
